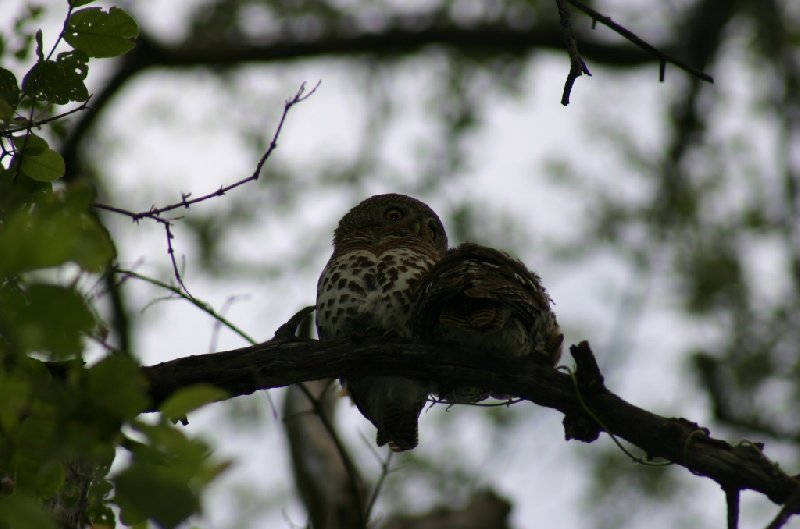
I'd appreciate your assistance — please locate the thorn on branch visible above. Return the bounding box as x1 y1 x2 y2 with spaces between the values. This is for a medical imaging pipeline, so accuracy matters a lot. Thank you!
570 340 605 394
162 222 190 295
562 341 605 442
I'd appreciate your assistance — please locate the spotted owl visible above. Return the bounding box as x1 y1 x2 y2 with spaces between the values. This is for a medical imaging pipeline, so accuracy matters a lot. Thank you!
316 194 447 451
413 242 563 403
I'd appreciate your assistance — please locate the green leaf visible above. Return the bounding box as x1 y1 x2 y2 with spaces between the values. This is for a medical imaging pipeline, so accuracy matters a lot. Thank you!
86 355 149 421
64 7 139 58
0 164 53 217
10 134 65 182
21 51 89 104
115 464 200 529
0 493 55 529
17 147 65 182
131 421 229 484
69 0 96 6
0 99 12 121
0 283 95 357
14 456 65 498
0 184 116 274
12 133 49 155
159 385 229 420
0 374 31 432
0 67 19 107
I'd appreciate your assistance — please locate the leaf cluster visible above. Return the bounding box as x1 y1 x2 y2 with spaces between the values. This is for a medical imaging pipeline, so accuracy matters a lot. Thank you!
0 3 228 528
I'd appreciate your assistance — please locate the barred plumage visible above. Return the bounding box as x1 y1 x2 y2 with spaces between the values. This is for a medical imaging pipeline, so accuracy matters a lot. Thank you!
413 242 563 403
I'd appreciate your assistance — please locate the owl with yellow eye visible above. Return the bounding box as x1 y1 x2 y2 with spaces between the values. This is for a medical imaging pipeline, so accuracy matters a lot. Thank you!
316 194 447 451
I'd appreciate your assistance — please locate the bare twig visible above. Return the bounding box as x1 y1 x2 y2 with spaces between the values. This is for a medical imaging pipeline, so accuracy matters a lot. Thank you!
1 100 92 136
565 0 714 84
293 382 368 528
113 267 255 344
94 82 319 292
209 295 249 353
365 450 393 521
554 0 591 105
764 487 800 529
93 82 319 221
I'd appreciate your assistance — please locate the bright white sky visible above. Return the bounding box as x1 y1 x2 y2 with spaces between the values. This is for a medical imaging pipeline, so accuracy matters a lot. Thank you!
2 1 788 528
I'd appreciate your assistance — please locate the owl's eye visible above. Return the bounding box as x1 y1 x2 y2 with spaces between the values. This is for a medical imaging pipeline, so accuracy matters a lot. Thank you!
427 219 438 239
385 208 403 222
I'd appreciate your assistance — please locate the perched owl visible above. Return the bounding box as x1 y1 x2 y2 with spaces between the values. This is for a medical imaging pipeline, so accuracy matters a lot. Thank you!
413 242 563 403
316 194 447 451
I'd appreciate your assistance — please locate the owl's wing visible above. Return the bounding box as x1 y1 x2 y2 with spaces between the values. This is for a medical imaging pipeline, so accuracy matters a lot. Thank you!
414 242 562 363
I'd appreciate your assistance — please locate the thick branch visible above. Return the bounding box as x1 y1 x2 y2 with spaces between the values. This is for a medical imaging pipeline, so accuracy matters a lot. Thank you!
138 337 800 508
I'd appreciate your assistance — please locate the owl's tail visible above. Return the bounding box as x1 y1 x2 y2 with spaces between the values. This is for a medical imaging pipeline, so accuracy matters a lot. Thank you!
377 403 421 452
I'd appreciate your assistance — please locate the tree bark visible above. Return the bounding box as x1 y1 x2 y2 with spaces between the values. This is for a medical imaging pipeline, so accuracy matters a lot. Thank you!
127 337 800 510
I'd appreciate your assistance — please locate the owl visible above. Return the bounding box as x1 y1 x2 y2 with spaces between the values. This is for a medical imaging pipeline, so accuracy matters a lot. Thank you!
413 242 563 403
316 193 447 451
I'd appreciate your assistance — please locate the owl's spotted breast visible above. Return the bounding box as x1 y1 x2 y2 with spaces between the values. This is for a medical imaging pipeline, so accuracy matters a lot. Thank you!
316 193 447 451
317 247 435 337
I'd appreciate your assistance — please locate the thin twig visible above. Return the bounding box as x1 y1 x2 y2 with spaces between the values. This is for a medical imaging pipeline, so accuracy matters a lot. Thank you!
113 267 255 344
725 487 740 529
93 82 320 293
294 382 368 529
209 295 250 353
94 205 189 291
566 0 714 84
47 4 74 62
1 100 92 136
365 450 393 521
93 81 319 221
764 487 800 529
554 0 591 105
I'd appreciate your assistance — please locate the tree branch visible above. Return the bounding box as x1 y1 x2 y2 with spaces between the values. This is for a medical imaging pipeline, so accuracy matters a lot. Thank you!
565 0 714 83
134 337 800 509
554 0 591 106
60 17 687 182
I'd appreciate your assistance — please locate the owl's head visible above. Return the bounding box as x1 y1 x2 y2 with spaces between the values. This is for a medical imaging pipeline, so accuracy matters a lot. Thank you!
333 193 447 255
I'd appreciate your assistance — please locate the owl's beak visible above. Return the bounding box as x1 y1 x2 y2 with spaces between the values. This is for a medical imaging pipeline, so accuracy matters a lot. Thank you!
374 219 421 241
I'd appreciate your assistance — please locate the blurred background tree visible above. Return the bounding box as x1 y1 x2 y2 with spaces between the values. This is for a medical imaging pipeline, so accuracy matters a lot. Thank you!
2 0 799 528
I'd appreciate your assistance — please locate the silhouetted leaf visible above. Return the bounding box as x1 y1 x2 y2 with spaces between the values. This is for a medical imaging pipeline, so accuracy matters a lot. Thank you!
0 283 94 357
64 7 139 58
21 51 89 104
0 67 19 108
0 183 116 274
86 355 149 421
115 464 200 529
159 385 229 420
0 493 55 529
